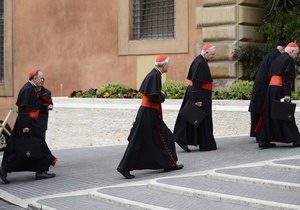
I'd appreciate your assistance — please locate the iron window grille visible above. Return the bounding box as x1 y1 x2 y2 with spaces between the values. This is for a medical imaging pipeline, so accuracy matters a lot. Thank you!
133 0 175 40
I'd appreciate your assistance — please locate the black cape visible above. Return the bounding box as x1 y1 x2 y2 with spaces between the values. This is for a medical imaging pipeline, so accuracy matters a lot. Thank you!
37 86 56 162
38 86 53 132
249 49 281 137
118 69 178 171
174 55 217 151
259 53 300 144
1 82 55 172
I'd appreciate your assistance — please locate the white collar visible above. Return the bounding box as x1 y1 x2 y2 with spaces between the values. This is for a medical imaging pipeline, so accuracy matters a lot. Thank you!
155 67 162 75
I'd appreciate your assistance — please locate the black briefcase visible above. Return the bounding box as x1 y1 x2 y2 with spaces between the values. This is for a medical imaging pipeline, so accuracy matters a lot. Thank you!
270 100 296 122
180 101 207 127
15 134 43 161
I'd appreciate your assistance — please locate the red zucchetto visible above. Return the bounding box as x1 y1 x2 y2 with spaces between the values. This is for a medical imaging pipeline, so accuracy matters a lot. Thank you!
287 42 298 48
155 54 170 66
28 69 38 79
202 44 215 51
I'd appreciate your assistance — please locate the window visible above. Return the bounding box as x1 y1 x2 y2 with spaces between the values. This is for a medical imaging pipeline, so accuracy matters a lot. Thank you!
133 0 175 40
118 0 188 55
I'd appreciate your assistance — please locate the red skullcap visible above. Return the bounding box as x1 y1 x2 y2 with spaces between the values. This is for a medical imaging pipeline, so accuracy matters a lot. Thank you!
155 54 170 66
287 42 298 48
29 69 38 79
202 44 215 51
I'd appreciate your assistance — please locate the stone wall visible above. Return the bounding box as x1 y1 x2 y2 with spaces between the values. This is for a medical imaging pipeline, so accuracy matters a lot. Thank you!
196 0 265 89
45 98 300 149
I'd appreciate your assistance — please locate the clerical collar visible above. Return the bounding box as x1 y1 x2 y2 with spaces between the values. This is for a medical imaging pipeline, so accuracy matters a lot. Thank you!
200 55 208 62
154 67 162 75
29 80 37 88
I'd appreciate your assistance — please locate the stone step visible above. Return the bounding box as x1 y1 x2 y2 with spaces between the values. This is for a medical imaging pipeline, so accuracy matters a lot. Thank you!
26 157 300 210
28 194 126 210
95 185 258 210
265 158 300 172
209 165 300 191
149 174 300 210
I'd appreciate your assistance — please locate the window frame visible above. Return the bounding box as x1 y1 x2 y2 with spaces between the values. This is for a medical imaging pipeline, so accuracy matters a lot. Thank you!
118 0 188 55
0 0 13 96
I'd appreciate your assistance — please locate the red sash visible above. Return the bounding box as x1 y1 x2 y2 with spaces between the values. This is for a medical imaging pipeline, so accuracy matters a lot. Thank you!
189 80 213 91
255 75 283 133
141 95 162 119
269 75 282 86
29 110 39 120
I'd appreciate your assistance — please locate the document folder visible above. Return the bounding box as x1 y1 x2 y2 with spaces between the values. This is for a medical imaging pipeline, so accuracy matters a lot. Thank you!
180 101 207 127
270 100 296 122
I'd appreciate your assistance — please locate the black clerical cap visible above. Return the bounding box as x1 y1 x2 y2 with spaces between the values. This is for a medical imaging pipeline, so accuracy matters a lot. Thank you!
277 40 288 47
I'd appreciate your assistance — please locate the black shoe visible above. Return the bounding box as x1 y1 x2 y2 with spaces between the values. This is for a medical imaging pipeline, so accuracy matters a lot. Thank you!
199 147 217 151
259 142 276 149
0 167 9 184
176 142 191 152
164 164 184 172
293 142 300 147
117 167 135 179
36 172 56 180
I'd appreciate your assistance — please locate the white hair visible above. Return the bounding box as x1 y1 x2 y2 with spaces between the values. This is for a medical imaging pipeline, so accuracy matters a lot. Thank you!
285 46 299 53
201 46 216 54
155 57 170 67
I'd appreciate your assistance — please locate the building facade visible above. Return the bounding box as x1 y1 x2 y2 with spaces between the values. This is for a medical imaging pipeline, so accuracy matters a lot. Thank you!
0 0 265 113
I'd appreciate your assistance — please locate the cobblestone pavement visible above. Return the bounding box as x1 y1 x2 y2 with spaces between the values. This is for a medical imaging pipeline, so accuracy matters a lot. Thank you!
1 136 300 210
0 198 25 210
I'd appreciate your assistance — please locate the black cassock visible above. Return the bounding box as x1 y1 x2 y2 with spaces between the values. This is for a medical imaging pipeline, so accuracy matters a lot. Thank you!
1 82 55 172
259 53 300 144
173 54 217 151
37 86 56 163
118 68 178 171
249 49 281 137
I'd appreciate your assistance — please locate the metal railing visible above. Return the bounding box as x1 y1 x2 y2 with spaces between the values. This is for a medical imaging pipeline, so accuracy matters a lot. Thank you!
0 106 17 149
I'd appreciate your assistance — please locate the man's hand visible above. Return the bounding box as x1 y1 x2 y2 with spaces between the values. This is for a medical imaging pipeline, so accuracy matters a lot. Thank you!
48 104 53 111
284 96 291 102
23 128 29 133
195 102 202 107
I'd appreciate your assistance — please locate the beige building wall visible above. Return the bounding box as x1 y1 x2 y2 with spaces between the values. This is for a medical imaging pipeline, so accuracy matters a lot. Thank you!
0 0 265 121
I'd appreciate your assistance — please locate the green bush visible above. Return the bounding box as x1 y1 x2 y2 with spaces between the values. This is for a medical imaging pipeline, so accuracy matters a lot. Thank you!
162 80 187 99
69 80 300 101
69 84 142 98
212 80 254 100
292 84 300 100
232 42 271 81
96 83 142 98
69 88 97 98
256 8 300 47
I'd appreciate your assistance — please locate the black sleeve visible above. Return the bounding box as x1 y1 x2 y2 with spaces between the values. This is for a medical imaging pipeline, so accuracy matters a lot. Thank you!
40 104 49 113
148 92 165 103
17 106 30 129
191 79 202 103
282 71 292 96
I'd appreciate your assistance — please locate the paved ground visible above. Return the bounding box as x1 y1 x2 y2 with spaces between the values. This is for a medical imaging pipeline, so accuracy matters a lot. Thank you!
0 135 300 210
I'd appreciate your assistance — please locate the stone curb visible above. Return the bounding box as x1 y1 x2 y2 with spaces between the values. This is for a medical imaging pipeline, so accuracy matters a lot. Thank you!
88 191 171 210
4 155 300 210
0 188 28 209
28 203 57 210
264 162 300 172
147 177 300 210
207 170 300 192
